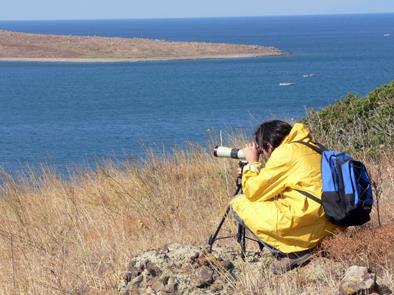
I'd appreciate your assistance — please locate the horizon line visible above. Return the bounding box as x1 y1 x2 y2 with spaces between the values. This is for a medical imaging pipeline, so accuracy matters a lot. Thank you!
1 11 394 22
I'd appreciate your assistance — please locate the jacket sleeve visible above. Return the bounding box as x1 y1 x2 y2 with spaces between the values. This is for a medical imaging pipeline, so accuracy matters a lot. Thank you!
242 144 293 202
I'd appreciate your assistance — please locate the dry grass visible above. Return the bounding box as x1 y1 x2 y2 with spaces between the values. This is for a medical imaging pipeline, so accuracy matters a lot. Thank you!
0 145 234 293
321 224 394 269
0 138 392 294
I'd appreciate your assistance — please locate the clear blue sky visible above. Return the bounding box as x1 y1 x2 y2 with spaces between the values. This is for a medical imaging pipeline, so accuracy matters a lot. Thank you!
2 0 394 21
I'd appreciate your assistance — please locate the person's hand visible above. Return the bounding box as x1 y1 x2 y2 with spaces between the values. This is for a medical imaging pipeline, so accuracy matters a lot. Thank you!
244 142 260 163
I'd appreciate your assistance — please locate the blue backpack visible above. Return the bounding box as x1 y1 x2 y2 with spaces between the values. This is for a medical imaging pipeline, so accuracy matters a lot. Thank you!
294 141 373 227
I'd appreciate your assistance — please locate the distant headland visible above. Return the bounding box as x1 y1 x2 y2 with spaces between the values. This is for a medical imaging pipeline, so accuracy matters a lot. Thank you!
0 29 283 62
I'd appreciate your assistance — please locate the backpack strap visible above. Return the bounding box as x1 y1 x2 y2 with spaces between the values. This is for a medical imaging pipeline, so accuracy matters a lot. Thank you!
292 141 327 154
294 189 322 205
291 140 326 205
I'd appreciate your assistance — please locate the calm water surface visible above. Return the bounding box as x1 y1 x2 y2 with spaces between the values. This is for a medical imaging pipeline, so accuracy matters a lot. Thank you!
0 14 393 174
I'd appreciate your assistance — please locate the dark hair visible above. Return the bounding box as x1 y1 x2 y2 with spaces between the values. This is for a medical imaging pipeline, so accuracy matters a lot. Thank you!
255 120 292 152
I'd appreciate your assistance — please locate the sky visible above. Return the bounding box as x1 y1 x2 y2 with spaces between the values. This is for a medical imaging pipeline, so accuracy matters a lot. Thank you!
1 0 394 20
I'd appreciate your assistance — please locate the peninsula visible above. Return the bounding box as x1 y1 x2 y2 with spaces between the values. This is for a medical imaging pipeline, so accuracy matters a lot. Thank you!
0 29 283 62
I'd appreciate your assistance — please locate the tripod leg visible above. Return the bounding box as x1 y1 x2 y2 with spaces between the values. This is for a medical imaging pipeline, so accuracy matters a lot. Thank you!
240 226 246 260
208 206 230 247
237 223 246 260
237 223 242 243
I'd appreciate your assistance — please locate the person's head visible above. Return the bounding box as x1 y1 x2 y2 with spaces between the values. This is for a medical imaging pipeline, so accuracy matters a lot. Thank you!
254 120 292 160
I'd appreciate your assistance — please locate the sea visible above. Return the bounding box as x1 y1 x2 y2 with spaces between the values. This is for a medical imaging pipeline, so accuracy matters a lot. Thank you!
0 14 393 175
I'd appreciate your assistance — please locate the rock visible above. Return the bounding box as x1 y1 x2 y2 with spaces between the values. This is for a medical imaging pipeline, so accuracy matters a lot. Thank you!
128 259 137 269
160 275 170 285
161 244 170 253
126 260 144 281
180 263 193 273
162 277 178 293
118 280 128 294
194 265 214 288
246 252 261 263
339 266 377 295
119 243 265 294
210 279 224 292
130 274 144 288
192 253 210 267
221 260 234 272
126 285 141 295
123 271 132 282
145 260 162 277
190 251 200 263
148 277 164 291
376 284 393 295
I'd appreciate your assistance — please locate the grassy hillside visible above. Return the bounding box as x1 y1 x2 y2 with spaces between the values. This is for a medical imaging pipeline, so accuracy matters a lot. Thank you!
0 83 393 294
304 81 394 155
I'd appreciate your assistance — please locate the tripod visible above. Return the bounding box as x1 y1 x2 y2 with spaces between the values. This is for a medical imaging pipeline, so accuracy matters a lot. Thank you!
208 161 263 259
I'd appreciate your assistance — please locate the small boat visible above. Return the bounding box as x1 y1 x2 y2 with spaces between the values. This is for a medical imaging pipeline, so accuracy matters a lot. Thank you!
384 33 391 37
279 82 295 86
303 73 317 78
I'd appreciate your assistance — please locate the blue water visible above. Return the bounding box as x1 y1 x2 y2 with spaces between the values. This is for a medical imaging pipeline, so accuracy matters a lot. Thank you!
0 14 393 174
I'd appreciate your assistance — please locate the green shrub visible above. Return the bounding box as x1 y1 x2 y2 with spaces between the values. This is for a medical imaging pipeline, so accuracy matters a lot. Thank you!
304 81 394 156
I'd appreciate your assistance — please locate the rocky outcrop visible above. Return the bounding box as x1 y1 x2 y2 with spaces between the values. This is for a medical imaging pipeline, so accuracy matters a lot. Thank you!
118 245 393 295
338 265 392 295
117 243 265 294
339 266 377 295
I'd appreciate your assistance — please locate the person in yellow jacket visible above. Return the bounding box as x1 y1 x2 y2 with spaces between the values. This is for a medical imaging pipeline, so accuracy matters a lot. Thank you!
230 120 337 273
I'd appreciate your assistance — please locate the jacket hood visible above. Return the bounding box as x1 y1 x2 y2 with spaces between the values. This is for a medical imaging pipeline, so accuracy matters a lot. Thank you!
282 123 312 144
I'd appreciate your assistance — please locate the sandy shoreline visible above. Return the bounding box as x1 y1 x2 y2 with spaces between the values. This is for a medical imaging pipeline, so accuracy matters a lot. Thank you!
0 53 281 63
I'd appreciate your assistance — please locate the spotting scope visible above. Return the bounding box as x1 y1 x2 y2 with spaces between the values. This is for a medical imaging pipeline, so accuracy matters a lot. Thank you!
213 146 246 160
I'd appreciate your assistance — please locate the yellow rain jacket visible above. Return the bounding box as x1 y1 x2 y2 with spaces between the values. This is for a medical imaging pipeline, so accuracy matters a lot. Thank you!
230 123 337 253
